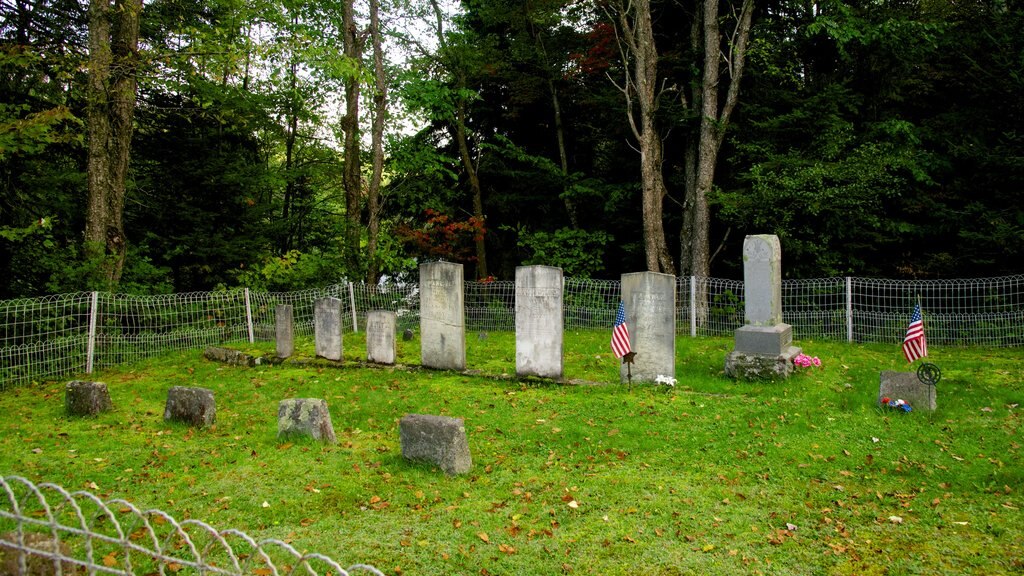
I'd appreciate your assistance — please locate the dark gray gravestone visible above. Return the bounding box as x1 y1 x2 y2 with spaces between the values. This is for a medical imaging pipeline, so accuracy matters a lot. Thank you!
65 381 112 416
203 346 259 367
879 371 936 411
399 414 471 475
278 398 337 443
164 386 216 427
275 304 294 358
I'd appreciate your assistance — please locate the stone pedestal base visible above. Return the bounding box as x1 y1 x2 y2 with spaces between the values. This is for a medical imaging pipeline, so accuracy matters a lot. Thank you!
879 371 936 411
725 346 802 380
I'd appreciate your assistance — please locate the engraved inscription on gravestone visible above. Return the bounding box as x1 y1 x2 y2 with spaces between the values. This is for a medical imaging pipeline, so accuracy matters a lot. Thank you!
515 265 564 379
366 310 397 365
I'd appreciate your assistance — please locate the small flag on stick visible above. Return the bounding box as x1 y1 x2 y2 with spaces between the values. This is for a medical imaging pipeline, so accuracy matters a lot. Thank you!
611 301 632 359
902 303 927 363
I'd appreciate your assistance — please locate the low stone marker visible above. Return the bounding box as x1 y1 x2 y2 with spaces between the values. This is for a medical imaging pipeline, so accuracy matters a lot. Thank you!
203 346 259 367
278 398 337 443
879 371 936 411
399 414 471 475
65 381 112 416
164 386 216 428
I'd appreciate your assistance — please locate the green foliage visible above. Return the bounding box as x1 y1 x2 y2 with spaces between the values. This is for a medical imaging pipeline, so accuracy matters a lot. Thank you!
231 249 345 292
513 226 611 278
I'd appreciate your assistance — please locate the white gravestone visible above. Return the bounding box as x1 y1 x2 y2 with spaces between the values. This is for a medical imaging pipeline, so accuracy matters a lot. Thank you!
725 235 802 379
620 272 676 383
420 261 466 370
366 310 397 365
515 265 564 379
275 304 294 359
314 297 344 361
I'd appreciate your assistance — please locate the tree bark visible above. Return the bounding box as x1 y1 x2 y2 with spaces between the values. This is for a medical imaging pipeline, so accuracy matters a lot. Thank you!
342 0 362 272
366 0 387 284
85 0 140 290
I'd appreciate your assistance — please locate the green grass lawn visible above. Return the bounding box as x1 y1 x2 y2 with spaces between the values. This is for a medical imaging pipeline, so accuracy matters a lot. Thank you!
1 332 1022 575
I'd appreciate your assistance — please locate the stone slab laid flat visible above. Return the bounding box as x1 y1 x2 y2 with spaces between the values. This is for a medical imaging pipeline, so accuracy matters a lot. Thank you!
203 346 259 367
879 371 936 411
164 386 216 428
65 380 112 416
724 347 802 380
278 398 337 443
733 324 794 356
399 414 471 475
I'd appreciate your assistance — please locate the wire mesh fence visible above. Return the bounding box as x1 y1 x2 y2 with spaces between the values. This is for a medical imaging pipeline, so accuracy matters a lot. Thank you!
2 274 1022 389
0 475 383 576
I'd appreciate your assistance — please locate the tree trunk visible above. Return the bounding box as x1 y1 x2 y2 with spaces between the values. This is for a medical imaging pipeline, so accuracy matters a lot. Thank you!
342 0 362 273
366 0 387 285
85 0 140 290
454 99 488 279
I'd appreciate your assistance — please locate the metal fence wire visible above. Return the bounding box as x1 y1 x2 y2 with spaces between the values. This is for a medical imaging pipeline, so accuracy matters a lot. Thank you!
1 275 1022 389
0 475 383 576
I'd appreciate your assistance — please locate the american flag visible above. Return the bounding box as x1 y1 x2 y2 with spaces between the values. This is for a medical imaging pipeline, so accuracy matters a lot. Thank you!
902 303 927 363
611 300 632 359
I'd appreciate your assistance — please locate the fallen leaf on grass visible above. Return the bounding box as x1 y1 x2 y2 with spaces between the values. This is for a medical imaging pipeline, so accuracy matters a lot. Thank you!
888 516 903 524
102 553 117 567
498 543 516 555
477 532 490 543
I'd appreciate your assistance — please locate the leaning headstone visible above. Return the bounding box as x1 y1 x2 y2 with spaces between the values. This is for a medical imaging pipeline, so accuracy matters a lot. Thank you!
65 381 112 416
725 235 802 380
164 386 216 428
277 398 337 443
366 310 397 365
203 346 259 367
419 261 465 371
515 265 564 379
620 271 676 383
314 297 344 361
399 414 472 475
275 304 294 359
879 371 936 411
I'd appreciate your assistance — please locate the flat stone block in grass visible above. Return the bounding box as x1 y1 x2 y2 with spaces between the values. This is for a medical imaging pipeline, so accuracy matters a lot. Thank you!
399 414 471 475
203 346 259 367
879 371 936 411
278 398 337 443
164 386 216 427
65 380 112 416
0 532 78 576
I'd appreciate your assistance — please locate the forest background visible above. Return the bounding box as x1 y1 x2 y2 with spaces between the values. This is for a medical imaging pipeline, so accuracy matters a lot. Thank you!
1 0 1021 299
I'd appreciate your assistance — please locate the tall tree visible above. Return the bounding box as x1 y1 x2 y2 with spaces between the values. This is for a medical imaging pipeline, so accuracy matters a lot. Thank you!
365 0 387 283
342 0 363 271
85 0 141 289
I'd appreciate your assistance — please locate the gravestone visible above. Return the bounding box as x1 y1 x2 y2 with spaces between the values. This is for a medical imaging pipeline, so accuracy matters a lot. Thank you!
203 346 259 367
399 414 472 475
275 304 294 358
419 261 465 370
164 386 216 428
515 265 564 379
366 310 397 365
277 398 337 443
879 371 936 411
725 235 802 379
314 297 344 361
0 532 78 576
65 381 112 416
620 272 676 383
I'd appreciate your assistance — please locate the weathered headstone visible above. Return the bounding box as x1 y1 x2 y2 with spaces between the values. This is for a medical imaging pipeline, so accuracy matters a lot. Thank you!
399 414 472 475
515 265 564 379
402 328 414 341
879 371 936 411
725 235 802 379
619 272 676 383
314 297 344 361
203 346 259 367
0 532 78 576
419 261 465 371
366 310 397 365
65 381 112 416
275 304 294 358
277 398 337 443
164 386 216 428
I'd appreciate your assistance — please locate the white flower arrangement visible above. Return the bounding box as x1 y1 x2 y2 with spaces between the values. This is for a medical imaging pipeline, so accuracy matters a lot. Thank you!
655 375 677 387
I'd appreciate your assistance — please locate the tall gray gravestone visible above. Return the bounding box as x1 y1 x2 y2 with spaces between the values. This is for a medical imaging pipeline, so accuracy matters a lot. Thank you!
314 297 344 361
725 234 802 379
366 310 397 365
420 261 465 370
515 265 563 379
275 304 294 358
620 271 676 383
